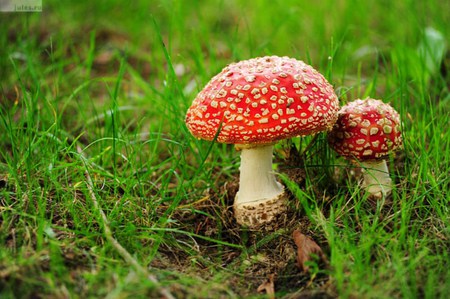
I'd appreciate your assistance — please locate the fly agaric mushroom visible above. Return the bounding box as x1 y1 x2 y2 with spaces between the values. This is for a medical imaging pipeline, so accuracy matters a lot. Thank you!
186 56 339 228
327 98 402 198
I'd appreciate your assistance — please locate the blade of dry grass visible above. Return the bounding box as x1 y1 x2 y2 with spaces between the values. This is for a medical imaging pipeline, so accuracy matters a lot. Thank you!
78 146 175 299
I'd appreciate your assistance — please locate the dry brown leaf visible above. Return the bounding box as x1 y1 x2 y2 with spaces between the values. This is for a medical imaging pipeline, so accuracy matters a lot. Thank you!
257 273 276 299
94 50 115 66
292 230 327 273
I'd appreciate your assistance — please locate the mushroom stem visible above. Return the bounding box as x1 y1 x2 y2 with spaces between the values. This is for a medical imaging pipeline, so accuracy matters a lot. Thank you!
361 160 392 198
234 144 286 227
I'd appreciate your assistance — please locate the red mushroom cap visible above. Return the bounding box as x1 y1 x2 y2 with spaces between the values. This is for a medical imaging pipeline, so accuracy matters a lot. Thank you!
327 98 403 160
185 56 339 144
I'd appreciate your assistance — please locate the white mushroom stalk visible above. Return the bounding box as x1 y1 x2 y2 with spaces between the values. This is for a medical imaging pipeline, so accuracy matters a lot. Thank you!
234 144 285 227
360 160 392 198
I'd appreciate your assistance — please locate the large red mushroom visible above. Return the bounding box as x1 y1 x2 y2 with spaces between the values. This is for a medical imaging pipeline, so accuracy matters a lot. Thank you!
327 98 403 198
186 56 339 228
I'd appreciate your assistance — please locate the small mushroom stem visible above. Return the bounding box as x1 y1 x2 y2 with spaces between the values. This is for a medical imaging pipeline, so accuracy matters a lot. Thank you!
234 144 286 227
360 160 392 198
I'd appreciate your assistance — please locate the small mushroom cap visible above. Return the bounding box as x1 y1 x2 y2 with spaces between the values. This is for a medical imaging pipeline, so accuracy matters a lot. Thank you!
185 56 339 144
327 98 403 160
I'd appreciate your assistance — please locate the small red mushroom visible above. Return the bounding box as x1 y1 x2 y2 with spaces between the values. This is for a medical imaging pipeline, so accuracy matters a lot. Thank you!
327 98 403 198
186 56 340 228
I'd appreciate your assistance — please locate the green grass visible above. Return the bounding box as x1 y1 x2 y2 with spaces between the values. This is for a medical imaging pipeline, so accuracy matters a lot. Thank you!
1 0 449 298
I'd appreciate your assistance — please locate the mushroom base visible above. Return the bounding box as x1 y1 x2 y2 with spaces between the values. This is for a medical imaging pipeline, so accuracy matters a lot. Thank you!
361 160 393 199
233 192 287 228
